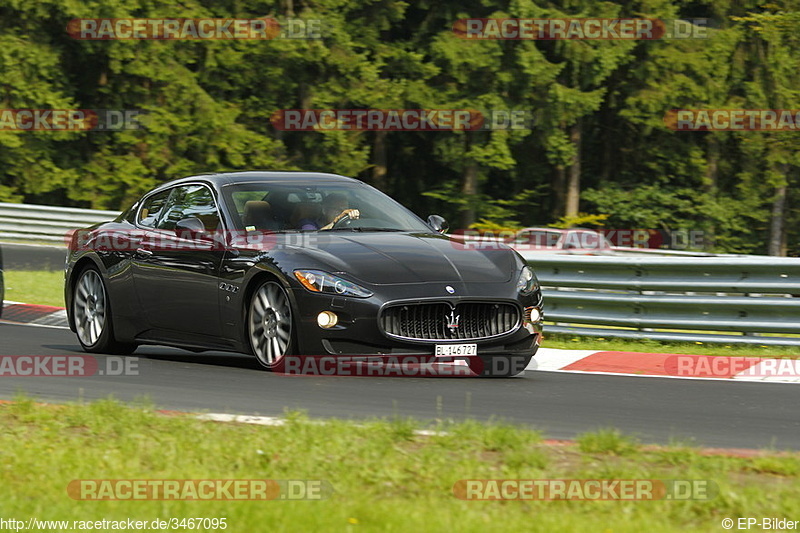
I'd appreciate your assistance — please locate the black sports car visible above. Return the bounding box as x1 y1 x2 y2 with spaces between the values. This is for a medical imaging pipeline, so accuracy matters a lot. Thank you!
65 172 543 376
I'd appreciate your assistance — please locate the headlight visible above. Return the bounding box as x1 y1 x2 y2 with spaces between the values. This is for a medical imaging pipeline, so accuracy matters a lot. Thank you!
294 270 373 298
516 265 539 295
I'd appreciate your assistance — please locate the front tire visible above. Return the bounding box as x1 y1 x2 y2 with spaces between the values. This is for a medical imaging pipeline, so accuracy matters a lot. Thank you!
248 280 294 370
73 266 137 354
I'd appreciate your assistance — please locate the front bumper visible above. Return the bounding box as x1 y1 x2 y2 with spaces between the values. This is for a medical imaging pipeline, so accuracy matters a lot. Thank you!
290 281 543 359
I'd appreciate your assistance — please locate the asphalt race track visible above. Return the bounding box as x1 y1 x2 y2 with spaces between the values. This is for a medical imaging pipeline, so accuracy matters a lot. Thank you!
1 321 798 450
2 243 67 271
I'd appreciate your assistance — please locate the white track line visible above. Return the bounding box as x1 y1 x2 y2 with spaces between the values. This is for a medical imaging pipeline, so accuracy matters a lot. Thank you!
0 319 69 330
526 348 600 371
196 412 447 436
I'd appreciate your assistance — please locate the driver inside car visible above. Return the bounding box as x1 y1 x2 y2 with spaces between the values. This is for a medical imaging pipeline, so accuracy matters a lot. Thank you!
299 192 360 230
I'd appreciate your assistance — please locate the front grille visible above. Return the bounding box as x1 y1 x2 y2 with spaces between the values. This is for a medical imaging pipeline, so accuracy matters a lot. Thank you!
380 301 520 341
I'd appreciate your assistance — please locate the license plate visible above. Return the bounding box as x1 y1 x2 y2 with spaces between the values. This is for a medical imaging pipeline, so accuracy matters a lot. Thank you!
435 344 477 356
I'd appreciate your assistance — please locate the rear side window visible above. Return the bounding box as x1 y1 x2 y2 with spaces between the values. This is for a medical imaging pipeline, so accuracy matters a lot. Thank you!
137 190 171 228
157 184 220 232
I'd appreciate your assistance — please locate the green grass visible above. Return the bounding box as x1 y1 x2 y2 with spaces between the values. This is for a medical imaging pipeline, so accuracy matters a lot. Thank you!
3 269 64 307
544 333 800 358
1 397 799 532
577 428 641 456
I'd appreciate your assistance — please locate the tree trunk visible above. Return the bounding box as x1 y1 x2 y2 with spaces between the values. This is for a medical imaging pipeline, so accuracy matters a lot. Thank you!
600 126 612 184
551 166 566 220
768 182 787 257
599 88 617 185
299 82 312 110
460 134 478 229
371 130 388 191
565 122 582 218
703 134 720 250
460 161 478 229
705 135 719 188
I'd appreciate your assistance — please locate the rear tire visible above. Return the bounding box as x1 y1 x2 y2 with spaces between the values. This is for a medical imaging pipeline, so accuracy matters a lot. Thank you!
73 266 137 355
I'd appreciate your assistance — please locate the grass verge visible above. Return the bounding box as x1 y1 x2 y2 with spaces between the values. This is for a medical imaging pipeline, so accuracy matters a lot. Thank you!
1 397 798 532
544 333 800 358
3 269 64 307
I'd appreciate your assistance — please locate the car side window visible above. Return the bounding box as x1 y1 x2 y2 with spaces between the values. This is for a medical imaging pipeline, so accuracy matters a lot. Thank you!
156 184 221 232
138 190 171 228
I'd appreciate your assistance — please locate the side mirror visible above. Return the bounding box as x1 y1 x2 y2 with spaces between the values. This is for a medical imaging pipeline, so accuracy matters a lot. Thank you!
175 216 209 240
426 215 449 234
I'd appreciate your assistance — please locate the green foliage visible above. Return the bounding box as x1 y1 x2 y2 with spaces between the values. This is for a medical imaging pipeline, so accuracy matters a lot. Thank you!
0 0 796 253
469 219 518 232
549 213 609 229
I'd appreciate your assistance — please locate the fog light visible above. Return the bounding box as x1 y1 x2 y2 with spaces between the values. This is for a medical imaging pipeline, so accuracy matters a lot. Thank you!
317 311 338 328
524 306 542 325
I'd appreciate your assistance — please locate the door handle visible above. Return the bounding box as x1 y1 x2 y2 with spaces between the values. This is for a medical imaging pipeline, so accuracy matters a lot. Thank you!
136 248 153 256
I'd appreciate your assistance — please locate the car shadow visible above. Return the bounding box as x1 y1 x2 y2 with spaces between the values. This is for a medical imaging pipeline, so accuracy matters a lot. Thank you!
42 344 262 371
42 345 528 378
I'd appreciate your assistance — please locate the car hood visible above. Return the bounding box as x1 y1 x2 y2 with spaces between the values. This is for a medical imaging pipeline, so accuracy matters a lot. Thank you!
288 232 516 285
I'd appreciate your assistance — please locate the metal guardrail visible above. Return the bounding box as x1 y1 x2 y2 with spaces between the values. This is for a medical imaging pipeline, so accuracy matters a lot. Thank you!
521 253 800 346
0 202 120 242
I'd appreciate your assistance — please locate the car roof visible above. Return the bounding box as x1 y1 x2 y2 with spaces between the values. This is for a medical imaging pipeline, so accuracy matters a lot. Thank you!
154 171 360 191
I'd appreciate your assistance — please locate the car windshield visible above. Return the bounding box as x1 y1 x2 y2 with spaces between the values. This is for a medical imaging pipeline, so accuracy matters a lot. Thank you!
222 181 432 233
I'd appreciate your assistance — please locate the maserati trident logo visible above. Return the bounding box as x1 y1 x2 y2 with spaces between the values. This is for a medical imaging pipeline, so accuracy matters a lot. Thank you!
446 309 460 334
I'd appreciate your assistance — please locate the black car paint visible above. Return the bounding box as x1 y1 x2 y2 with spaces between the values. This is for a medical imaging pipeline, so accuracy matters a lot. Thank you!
65 172 542 360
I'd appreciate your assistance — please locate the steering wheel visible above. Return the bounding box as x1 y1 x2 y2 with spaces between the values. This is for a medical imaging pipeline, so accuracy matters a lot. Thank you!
329 213 355 229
